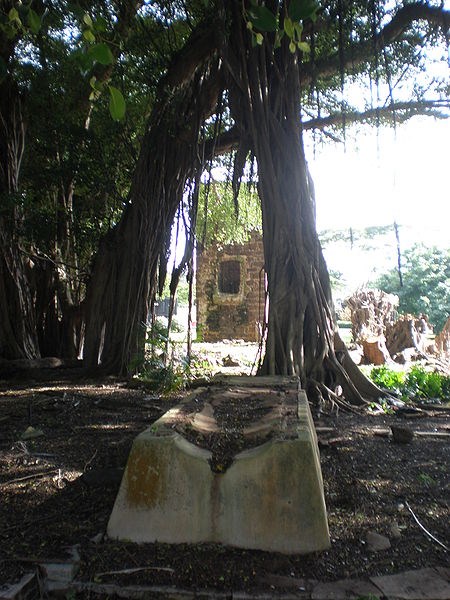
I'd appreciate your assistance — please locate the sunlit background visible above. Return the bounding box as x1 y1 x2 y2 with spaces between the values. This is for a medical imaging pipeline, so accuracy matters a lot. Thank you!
305 116 450 293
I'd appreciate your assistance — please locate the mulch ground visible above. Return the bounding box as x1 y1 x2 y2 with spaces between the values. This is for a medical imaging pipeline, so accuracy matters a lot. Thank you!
0 368 448 596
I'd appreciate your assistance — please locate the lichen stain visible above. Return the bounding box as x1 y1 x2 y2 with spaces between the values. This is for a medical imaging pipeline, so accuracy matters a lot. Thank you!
126 444 165 508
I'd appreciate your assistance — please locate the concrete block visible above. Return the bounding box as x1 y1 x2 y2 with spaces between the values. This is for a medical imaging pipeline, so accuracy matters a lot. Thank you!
107 379 330 554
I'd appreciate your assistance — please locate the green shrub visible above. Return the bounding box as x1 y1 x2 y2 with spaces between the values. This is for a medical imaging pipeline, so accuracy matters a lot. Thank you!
369 365 450 402
369 365 405 392
404 366 443 399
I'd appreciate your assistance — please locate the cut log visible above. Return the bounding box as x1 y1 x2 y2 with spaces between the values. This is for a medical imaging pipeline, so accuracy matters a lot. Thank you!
361 337 391 365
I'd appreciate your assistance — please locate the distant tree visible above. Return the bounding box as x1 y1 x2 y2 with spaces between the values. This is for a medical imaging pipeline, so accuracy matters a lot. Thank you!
374 245 450 332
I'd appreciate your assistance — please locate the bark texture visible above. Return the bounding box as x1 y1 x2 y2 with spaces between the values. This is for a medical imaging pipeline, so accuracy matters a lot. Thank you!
83 25 221 373
223 1 369 404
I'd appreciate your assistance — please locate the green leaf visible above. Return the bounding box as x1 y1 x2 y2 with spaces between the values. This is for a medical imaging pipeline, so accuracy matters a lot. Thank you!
294 21 303 37
108 85 126 121
283 17 294 39
83 29 96 43
83 13 93 28
93 16 108 32
8 8 20 23
255 32 264 45
89 76 104 91
88 43 114 65
27 9 41 34
297 41 310 53
71 49 94 74
248 6 277 32
289 40 296 53
89 90 100 101
289 0 318 21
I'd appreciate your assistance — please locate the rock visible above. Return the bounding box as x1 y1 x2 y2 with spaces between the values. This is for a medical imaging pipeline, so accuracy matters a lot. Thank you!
391 425 414 443
366 531 391 551
390 521 402 539
222 354 240 367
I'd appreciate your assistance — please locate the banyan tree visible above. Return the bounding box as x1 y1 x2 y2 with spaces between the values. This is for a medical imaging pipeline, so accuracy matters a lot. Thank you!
1 0 449 404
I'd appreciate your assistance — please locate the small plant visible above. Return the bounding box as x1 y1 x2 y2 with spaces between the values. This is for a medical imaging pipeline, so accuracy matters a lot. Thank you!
369 365 450 402
368 399 394 414
404 366 442 400
369 365 405 392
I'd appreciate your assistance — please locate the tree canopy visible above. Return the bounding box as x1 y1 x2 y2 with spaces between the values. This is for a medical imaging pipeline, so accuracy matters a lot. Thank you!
1 0 449 403
375 244 450 332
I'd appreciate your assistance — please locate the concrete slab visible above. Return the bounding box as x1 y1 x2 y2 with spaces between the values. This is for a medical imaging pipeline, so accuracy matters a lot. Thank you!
370 568 450 600
107 377 330 554
311 578 381 599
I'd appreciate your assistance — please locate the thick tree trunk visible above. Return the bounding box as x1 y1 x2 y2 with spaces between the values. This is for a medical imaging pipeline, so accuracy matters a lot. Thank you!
224 1 373 404
83 26 221 373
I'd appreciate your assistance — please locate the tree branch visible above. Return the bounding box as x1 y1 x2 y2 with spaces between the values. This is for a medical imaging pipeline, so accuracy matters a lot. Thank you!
303 99 450 131
204 97 449 157
301 2 450 85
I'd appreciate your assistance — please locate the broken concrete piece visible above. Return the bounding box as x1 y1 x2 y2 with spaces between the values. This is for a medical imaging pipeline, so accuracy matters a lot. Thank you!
108 378 330 554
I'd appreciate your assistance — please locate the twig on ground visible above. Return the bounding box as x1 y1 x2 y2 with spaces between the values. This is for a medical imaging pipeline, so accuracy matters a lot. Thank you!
2 469 59 486
83 449 98 472
95 566 175 578
405 500 449 551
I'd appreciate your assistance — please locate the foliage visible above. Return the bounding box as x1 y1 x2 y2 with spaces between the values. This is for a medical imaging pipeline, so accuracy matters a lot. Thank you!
197 181 262 248
374 244 450 332
403 365 449 400
245 0 318 53
369 364 450 401
369 365 405 392
2 0 449 385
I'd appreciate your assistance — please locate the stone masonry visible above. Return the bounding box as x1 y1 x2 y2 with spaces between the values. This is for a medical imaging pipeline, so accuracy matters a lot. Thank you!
196 231 265 342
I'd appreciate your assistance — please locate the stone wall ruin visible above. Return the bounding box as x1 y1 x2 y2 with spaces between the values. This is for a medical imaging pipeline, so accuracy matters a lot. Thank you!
196 232 265 342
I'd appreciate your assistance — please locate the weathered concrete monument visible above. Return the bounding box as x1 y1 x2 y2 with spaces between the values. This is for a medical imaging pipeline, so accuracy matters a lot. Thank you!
108 377 330 554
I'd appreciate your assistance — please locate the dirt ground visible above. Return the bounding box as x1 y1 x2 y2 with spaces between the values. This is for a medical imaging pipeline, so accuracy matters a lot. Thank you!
0 362 449 596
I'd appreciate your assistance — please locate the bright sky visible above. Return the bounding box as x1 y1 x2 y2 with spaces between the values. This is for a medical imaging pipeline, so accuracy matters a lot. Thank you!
306 116 449 239
304 116 450 292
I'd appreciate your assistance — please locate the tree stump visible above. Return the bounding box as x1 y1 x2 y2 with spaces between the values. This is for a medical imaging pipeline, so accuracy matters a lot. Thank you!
361 337 391 365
